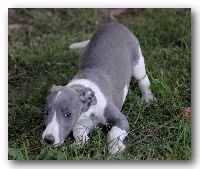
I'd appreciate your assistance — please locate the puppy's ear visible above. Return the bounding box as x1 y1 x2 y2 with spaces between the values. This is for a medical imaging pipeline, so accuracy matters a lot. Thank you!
78 87 97 112
50 85 62 92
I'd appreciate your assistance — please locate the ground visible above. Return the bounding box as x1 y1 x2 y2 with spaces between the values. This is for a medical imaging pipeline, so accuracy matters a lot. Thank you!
8 8 191 160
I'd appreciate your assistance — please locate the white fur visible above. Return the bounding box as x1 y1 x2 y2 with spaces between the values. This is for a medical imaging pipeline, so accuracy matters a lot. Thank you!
72 114 95 145
123 85 128 104
69 40 90 49
67 79 108 145
55 91 61 101
42 112 62 146
132 47 146 80
73 113 97 145
72 126 90 146
67 79 108 125
107 126 128 154
132 47 154 102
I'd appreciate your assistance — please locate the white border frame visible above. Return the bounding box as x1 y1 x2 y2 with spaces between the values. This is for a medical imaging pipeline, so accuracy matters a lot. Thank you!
2 1 198 168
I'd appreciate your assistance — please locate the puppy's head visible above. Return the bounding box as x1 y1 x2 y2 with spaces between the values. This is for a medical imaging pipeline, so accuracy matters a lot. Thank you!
42 85 97 147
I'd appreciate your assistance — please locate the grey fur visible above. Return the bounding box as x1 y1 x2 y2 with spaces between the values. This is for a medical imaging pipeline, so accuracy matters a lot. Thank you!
43 23 145 148
44 87 81 144
44 86 97 145
72 23 140 131
74 23 140 109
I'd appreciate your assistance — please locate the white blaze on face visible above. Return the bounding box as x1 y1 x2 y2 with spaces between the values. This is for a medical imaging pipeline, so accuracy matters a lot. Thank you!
55 91 61 101
42 112 61 145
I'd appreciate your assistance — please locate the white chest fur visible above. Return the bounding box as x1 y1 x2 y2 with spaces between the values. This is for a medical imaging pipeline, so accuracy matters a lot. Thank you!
67 79 108 125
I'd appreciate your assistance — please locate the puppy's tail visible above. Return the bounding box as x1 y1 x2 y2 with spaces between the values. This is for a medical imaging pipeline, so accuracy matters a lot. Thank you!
69 40 90 49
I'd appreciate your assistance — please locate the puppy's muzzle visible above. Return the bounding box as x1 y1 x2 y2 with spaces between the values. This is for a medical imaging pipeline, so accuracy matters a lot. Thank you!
44 134 55 145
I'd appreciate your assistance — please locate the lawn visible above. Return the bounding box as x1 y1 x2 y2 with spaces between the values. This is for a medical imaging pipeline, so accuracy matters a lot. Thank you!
8 8 191 160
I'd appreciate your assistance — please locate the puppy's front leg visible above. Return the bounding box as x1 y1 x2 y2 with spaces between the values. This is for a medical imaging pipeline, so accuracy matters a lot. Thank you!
73 124 90 146
108 126 128 154
105 105 129 154
72 114 96 146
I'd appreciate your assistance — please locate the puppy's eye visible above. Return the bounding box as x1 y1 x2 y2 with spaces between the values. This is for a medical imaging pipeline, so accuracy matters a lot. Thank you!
64 112 71 117
44 110 49 115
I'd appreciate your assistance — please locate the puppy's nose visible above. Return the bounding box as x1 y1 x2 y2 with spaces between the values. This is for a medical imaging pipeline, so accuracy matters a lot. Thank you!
44 134 55 145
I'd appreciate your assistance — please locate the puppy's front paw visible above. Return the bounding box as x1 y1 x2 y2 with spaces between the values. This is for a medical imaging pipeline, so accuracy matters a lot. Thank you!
72 135 89 147
107 126 128 154
108 139 126 154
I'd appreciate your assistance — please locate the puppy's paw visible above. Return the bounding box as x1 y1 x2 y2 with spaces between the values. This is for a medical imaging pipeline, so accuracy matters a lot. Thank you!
108 139 126 154
107 126 128 154
71 142 84 148
71 135 89 147
71 139 89 148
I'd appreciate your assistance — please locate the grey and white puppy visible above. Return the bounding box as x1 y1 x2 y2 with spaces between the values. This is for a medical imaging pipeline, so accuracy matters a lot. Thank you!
42 23 154 154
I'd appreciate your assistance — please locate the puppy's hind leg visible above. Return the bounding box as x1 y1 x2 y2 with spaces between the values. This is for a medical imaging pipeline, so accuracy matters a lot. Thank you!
132 47 154 103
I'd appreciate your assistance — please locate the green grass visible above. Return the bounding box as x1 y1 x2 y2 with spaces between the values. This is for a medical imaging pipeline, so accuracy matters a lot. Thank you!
8 8 191 160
